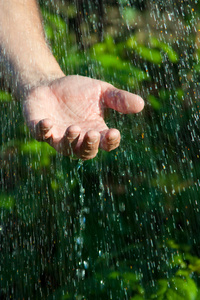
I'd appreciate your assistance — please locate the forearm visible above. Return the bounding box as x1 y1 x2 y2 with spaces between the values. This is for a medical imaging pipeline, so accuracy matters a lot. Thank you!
0 0 64 99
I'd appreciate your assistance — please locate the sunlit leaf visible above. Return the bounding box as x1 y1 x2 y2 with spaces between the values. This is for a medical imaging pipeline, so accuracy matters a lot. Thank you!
171 254 187 269
151 276 197 300
21 140 55 155
131 296 145 300
127 37 162 64
122 272 137 283
176 270 191 277
44 24 54 40
92 43 107 55
150 37 179 63
42 9 67 31
148 95 161 110
0 91 12 102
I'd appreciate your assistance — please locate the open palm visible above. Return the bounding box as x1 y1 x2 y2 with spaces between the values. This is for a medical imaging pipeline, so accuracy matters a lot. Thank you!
23 75 144 160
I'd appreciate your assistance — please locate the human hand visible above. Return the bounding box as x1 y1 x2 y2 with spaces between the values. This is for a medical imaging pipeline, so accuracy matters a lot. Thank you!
23 75 144 160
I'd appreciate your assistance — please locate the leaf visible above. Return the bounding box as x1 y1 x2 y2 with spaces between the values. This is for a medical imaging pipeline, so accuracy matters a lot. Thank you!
170 254 187 269
21 140 55 155
20 140 56 167
150 37 179 63
96 54 122 68
0 91 12 102
92 53 149 86
155 279 168 297
92 35 116 56
42 9 66 32
175 88 184 101
130 296 144 300
122 272 137 283
194 63 200 72
105 35 116 52
148 95 161 110
0 194 14 209
92 43 107 55
171 276 197 300
127 37 162 64
108 271 120 279
44 24 54 40
186 254 200 273
176 270 191 277
51 180 59 191
151 276 197 300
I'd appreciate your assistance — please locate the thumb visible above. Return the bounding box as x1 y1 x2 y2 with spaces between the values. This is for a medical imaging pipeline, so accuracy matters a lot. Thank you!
101 85 144 114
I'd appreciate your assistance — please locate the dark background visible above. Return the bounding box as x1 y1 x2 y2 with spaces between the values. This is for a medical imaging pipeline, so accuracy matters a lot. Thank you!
0 0 200 298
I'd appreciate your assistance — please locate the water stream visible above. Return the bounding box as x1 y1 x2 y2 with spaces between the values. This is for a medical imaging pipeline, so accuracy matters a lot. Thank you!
1 0 200 299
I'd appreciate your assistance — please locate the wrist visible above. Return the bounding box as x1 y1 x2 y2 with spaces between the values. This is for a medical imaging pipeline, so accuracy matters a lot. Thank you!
18 64 65 100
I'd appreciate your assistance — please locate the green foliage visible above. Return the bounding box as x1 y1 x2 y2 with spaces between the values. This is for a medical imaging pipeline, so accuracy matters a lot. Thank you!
91 35 150 87
0 91 12 102
149 37 179 63
21 139 56 167
127 36 163 64
148 95 161 110
0 193 14 209
151 276 197 300
41 8 68 63
1 1 200 299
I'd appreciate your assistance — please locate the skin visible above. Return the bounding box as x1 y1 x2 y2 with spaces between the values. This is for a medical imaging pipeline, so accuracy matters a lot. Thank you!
0 0 144 160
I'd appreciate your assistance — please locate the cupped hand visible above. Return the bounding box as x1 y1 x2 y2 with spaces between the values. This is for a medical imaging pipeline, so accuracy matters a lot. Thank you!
23 75 144 160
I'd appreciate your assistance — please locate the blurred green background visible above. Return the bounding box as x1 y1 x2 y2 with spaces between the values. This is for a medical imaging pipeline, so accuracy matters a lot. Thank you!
1 0 200 299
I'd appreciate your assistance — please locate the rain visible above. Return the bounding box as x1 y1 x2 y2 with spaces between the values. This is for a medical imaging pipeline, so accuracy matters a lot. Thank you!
0 0 200 299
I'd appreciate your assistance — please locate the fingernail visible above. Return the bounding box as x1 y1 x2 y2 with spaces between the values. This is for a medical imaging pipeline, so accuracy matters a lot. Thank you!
107 135 119 142
67 133 79 139
87 138 99 144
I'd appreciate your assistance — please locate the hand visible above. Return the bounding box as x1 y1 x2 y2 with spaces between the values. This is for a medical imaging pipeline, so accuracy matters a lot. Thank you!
23 75 144 160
